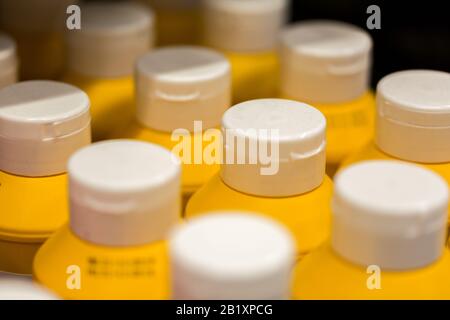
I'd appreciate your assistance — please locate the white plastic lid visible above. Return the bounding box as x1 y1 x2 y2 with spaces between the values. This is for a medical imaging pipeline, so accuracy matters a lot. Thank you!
221 99 326 197
375 70 450 163
170 213 295 300
203 0 289 52
69 140 181 247
0 275 58 300
280 20 372 103
136 46 231 132
66 2 154 78
0 33 17 89
332 161 448 270
0 81 91 177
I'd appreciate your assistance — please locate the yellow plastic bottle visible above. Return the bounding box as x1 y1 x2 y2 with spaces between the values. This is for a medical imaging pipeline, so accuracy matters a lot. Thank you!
186 99 333 257
342 70 450 218
119 46 231 203
0 80 91 275
138 0 201 46
63 2 154 141
294 161 450 300
279 20 375 174
0 33 18 89
0 274 58 300
33 140 181 299
0 0 74 80
170 212 295 299
203 0 289 103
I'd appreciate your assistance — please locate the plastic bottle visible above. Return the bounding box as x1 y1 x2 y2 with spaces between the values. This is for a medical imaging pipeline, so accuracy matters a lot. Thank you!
63 2 154 141
138 0 201 45
203 0 289 103
342 70 450 219
33 140 181 299
0 80 91 274
186 99 332 257
279 20 375 174
294 161 450 299
170 212 295 299
0 0 74 79
119 46 231 203
0 33 18 89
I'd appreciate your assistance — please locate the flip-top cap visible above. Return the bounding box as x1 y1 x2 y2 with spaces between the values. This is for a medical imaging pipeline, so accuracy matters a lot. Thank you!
203 0 289 52
221 99 326 197
66 2 154 78
136 46 231 132
0 33 18 89
375 70 450 163
170 213 295 299
333 161 448 270
280 20 372 103
69 140 181 246
0 81 91 177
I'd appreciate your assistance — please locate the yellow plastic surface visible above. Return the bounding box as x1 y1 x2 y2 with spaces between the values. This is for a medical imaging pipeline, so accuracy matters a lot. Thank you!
226 50 279 104
63 72 135 141
293 243 450 300
185 174 333 256
0 170 68 274
33 225 170 300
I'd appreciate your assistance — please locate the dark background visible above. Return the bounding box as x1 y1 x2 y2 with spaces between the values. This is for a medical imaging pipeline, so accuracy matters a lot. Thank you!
290 0 450 87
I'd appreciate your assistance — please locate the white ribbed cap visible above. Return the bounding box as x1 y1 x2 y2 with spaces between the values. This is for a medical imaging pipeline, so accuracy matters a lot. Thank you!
69 140 181 247
0 81 91 177
66 2 154 78
332 161 448 270
0 275 58 300
0 33 18 89
280 20 372 103
136 46 231 132
170 213 295 300
375 70 450 163
203 0 289 52
221 99 326 197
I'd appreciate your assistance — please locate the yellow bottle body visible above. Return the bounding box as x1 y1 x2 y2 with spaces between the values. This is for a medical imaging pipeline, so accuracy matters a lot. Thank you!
185 174 333 256
293 243 450 300
283 92 375 175
225 50 279 103
0 170 68 274
63 72 135 141
342 142 450 220
118 121 220 203
33 225 170 300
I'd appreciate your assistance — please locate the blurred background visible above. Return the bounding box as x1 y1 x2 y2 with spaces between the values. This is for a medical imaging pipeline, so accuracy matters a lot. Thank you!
0 0 449 86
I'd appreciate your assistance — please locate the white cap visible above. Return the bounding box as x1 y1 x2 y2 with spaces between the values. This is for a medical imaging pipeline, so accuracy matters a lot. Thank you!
0 33 18 89
69 140 181 247
136 46 231 132
0 275 58 300
332 161 448 270
221 99 326 197
375 70 450 163
203 0 289 52
170 212 295 300
0 81 91 177
280 20 372 103
66 2 154 78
